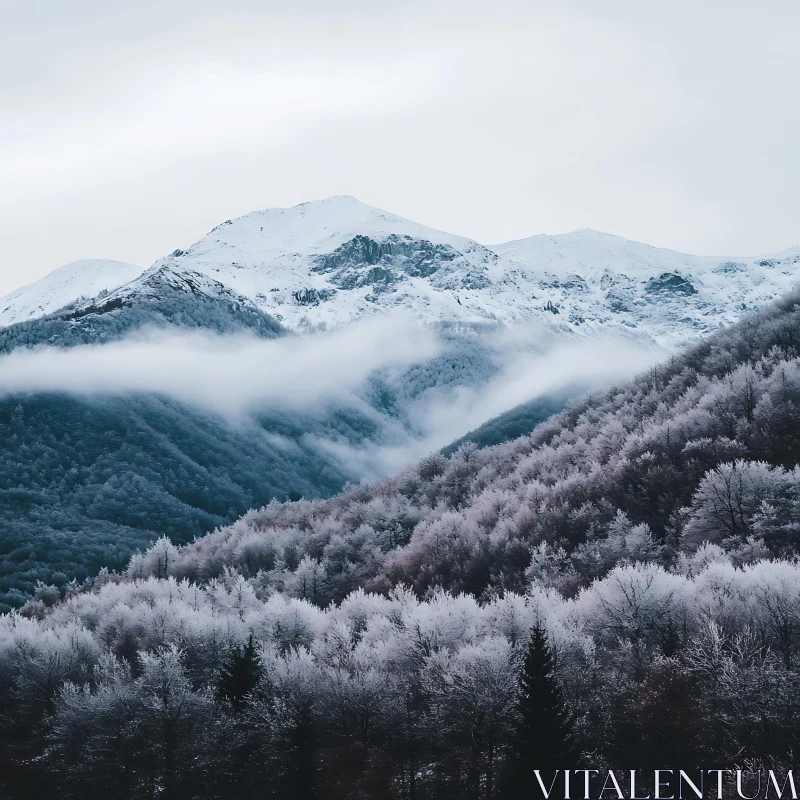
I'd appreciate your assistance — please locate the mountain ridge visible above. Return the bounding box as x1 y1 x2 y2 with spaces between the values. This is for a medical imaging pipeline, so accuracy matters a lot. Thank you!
3 197 797 349
0 259 142 328
0 263 284 353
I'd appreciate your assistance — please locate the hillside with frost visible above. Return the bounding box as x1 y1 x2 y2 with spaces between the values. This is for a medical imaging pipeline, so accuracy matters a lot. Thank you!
0 259 142 327
0 265 284 352
133 288 800 599
5 290 800 798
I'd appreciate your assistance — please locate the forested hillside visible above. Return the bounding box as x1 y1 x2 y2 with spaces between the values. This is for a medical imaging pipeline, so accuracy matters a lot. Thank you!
0 394 362 611
3 290 800 797
0 268 308 609
143 288 800 599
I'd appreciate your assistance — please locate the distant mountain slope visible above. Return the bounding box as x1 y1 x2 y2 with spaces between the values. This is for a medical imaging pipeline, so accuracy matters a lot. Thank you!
440 387 580 455
0 308 538 610
493 229 800 347
0 259 143 327
3 199 797 350
143 197 800 347
0 391 382 611
0 264 283 352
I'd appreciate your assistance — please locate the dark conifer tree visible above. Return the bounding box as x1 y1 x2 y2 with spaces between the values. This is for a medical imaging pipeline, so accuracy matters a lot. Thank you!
286 696 318 800
214 635 263 711
503 624 576 797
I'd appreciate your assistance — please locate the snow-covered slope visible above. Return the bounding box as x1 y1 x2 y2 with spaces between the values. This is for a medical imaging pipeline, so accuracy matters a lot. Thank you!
148 197 799 347
4 199 799 349
493 229 800 347
97 262 273 311
0 259 143 328
153 195 503 332
0 264 283 353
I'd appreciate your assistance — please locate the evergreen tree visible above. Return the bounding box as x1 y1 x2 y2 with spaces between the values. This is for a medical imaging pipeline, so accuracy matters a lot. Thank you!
214 635 263 711
503 624 576 796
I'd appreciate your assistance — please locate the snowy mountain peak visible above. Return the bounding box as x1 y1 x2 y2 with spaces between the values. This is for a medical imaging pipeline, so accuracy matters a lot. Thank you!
2 199 798 350
153 200 799 345
293 194 361 207
151 197 500 331
0 259 144 328
186 196 488 257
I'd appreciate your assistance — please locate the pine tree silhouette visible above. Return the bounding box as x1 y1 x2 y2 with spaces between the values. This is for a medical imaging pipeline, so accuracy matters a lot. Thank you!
503 624 576 797
214 634 263 711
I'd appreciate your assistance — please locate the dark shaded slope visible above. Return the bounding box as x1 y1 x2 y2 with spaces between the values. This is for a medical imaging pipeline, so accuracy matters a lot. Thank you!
0 392 369 610
0 266 283 353
441 387 581 454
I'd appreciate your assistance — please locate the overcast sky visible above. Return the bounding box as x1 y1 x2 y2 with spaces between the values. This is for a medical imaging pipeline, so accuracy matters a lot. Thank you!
1 0 798 296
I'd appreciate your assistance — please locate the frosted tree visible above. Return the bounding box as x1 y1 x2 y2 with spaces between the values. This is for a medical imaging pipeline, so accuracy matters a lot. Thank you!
683 460 781 547
128 535 180 579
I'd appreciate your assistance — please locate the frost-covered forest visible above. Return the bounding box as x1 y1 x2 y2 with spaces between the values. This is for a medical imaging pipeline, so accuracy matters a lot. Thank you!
5 561 799 798
3 290 800 798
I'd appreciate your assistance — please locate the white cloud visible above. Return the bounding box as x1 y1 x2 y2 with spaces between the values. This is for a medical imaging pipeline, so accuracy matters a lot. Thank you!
0 315 659 480
0 315 441 415
306 329 662 477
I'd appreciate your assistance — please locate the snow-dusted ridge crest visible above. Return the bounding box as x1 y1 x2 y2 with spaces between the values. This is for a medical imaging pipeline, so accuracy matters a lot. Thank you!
3 196 799 348
0 259 143 328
